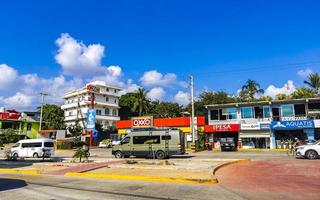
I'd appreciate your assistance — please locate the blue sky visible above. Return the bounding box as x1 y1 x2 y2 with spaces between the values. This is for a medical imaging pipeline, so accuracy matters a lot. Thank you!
0 0 320 110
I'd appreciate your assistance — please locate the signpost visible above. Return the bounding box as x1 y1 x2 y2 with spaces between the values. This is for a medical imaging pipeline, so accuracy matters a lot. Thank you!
86 84 97 147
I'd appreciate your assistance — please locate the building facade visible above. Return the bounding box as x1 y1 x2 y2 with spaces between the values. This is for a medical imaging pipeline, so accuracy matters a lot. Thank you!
205 98 320 149
61 81 121 130
116 116 206 148
0 109 40 139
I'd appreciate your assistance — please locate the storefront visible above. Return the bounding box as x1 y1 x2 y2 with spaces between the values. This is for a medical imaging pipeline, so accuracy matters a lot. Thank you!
116 116 205 148
204 124 239 148
270 120 315 149
239 123 271 149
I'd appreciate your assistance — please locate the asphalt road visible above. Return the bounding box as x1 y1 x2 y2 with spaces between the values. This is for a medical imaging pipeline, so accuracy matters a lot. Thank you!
0 173 244 200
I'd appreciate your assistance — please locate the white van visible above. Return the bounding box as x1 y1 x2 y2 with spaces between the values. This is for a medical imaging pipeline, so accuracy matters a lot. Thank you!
10 139 55 159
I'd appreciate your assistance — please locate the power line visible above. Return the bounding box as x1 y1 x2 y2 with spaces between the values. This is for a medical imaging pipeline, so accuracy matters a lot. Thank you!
179 60 320 78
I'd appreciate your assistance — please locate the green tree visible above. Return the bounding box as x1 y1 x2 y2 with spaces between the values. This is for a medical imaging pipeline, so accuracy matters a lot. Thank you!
132 88 150 116
119 92 139 119
237 90 251 102
152 102 183 118
304 72 320 95
38 104 65 130
291 87 314 99
67 121 83 137
185 91 236 117
241 79 264 100
3 128 17 143
276 93 288 100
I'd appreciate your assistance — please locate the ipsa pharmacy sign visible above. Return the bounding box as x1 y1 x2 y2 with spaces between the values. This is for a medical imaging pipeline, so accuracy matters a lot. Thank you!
271 120 314 129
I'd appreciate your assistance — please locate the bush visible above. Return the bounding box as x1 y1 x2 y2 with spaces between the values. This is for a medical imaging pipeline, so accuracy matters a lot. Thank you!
72 141 87 148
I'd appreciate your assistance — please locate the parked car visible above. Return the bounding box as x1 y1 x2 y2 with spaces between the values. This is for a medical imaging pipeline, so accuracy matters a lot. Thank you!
10 139 55 160
296 140 320 160
220 137 236 151
98 141 112 148
112 140 121 146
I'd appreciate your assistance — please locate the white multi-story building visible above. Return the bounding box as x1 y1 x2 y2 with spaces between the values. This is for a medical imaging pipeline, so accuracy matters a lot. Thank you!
61 81 121 129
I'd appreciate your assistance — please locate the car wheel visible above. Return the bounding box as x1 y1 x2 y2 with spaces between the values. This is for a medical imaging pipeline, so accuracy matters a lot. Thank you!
156 150 165 159
306 150 318 160
12 153 19 160
33 153 39 158
114 151 123 159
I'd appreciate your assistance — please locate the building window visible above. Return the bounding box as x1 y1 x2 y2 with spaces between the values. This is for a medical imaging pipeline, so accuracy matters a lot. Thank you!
114 89 117 93
210 110 219 120
68 111 72 116
106 97 109 102
105 108 110 115
241 107 253 119
27 123 32 131
225 108 237 120
106 88 109 92
113 109 117 116
96 110 102 115
114 99 117 103
281 104 294 117
294 104 306 117
263 106 271 118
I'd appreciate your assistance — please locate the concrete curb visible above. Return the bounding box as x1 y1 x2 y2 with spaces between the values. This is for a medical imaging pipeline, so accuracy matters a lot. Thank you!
213 159 251 176
0 168 40 175
65 172 218 185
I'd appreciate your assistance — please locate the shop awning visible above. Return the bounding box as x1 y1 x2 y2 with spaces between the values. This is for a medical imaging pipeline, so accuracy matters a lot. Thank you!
239 130 270 138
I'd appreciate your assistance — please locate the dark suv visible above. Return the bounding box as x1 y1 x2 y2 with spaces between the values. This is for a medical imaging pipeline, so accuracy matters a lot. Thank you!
220 137 236 151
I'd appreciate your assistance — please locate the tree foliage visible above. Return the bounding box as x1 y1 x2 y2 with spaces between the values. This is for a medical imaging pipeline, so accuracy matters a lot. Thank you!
151 102 183 118
241 79 264 100
291 87 314 99
38 104 65 130
304 72 320 95
132 88 150 116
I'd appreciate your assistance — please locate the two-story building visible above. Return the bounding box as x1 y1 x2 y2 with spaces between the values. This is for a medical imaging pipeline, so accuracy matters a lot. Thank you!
205 97 320 149
61 81 121 130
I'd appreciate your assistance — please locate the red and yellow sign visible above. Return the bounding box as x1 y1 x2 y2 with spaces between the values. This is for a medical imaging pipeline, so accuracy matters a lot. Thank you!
132 116 153 128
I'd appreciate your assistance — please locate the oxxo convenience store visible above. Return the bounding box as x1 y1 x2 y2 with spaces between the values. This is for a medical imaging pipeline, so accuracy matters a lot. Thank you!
116 116 205 148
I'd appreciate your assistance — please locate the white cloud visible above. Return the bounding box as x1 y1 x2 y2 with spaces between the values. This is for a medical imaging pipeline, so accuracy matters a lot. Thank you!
174 91 190 106
147 87 165 101
0 64 18 90
55 33 105 77
297 68 313 78
2 92 33 108
264 80 296 98
140 70 177 87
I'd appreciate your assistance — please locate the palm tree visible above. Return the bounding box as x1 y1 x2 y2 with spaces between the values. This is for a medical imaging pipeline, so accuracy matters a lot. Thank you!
304 72 320 95
291 87 313 99
241 79 264 100
132 88 149 116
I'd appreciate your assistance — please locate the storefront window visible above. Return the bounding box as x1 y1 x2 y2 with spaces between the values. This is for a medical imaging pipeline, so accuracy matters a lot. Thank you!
263 106 271 118
281 104 294 117
241 107 253 119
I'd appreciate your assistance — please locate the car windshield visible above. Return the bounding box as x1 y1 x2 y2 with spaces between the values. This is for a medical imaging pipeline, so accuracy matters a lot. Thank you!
12 143 20 148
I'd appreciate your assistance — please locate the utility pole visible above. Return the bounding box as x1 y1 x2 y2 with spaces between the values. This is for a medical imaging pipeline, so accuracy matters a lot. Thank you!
189 75 196 143
39 92 49 131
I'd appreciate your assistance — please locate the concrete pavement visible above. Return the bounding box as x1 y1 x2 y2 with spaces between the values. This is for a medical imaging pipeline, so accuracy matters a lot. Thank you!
0 173 244 200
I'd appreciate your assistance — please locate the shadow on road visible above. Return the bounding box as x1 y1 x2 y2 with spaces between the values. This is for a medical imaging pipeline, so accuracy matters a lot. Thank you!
0 157 64 169
0 178 28 191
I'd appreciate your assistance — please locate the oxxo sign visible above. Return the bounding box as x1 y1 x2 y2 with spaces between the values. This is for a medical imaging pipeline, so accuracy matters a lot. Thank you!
132 117 153 128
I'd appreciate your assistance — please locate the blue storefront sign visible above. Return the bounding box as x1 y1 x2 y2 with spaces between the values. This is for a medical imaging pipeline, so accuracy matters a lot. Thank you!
260 123 271 130
271 120 314 130
86 109 96 131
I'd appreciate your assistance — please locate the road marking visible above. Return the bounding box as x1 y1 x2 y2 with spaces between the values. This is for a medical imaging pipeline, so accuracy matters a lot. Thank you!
0 168 40 175
65 172 217 185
